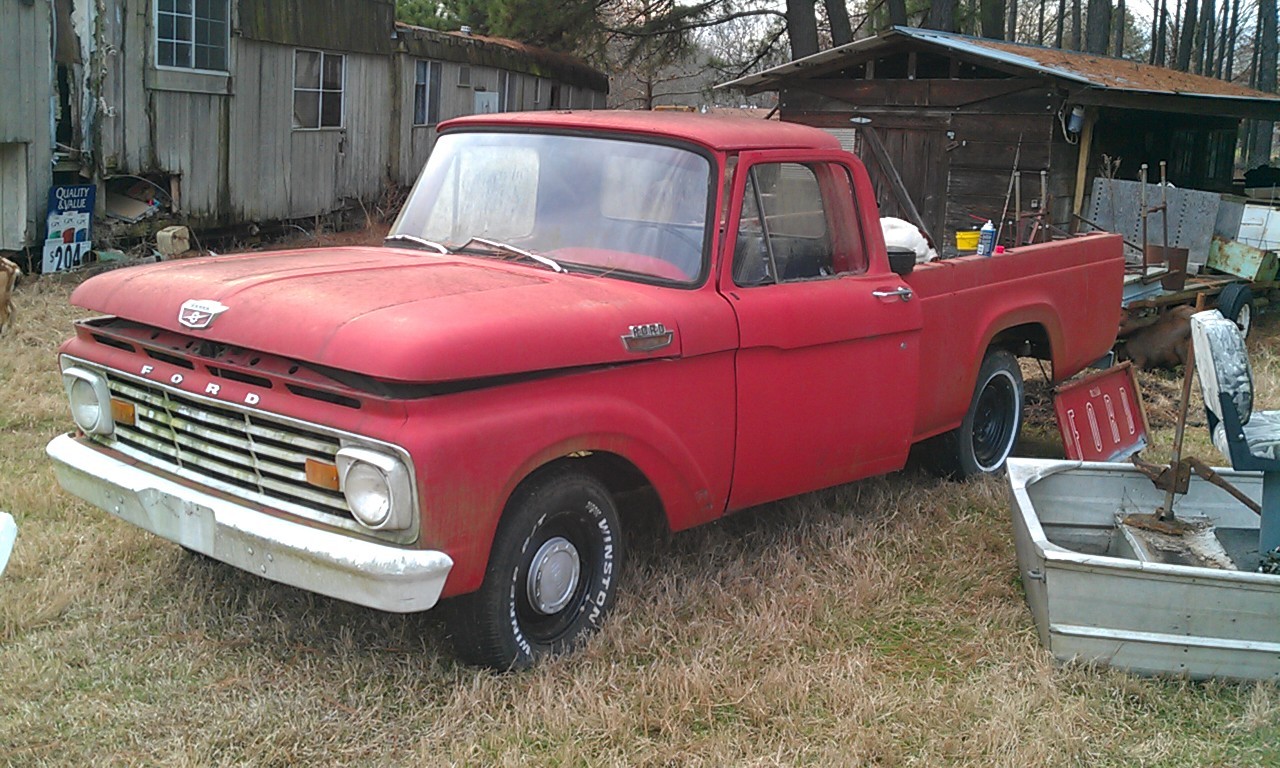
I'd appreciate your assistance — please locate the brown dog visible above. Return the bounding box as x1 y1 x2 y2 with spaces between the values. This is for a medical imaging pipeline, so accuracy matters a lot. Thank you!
1119 305 1195 370
0 257 18 335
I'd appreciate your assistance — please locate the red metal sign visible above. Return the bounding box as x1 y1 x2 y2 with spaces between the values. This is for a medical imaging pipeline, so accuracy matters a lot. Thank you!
1054 362 1150 461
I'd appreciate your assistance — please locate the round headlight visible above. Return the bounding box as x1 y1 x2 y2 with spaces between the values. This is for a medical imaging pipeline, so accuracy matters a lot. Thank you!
336 446 414 531
63 367 114 436
69 378 103 433
345 462 392 527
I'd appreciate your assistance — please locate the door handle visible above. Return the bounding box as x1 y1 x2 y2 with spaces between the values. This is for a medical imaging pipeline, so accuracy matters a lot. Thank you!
872 286 913 302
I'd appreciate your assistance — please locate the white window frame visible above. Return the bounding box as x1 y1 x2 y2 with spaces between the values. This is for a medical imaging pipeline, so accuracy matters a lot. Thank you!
499 71 516 111
413 60 443 126
154 0 230 73
533 78 542 105
292 49 345 130
458 65 471 88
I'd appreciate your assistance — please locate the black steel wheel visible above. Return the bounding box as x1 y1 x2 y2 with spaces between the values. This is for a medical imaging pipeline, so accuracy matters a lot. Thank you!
447 469 622 670
924 350 1024 478
1217 283 1254 338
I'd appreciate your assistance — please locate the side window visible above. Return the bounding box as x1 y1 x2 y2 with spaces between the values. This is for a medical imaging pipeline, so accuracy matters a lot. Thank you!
732 162 865 286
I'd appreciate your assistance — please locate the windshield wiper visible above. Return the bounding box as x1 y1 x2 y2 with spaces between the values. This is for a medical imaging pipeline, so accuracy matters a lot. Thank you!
384 233 450 254
458 236 565 274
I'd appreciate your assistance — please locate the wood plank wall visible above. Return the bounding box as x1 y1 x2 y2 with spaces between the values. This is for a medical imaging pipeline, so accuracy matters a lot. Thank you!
0 2 54 248
91 4 606 229
782 78 1072 254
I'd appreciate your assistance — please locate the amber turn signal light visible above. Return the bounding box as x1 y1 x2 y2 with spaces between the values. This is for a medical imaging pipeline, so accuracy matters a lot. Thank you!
109 398 136 427
305 458 341 491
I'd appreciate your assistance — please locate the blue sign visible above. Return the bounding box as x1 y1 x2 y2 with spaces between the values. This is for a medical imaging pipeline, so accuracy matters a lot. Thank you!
43 184 96 273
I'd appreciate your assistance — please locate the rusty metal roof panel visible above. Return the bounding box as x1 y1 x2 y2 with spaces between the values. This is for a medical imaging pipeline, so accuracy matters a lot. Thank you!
721 26 1280 104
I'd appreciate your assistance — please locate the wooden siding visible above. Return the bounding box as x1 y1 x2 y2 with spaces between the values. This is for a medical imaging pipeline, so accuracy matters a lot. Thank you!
782 78 1070 254
6 0 606 244
0 2 53 247
238 0 395 56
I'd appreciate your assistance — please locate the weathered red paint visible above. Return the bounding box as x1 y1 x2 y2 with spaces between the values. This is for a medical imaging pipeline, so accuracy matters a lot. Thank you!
58 111 1124 600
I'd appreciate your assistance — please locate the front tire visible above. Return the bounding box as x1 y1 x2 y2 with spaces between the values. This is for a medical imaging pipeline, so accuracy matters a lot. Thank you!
448 470 623 670
924 349 1024 478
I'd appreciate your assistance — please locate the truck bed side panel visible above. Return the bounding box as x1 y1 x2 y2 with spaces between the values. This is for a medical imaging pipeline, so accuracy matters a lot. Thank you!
904 234 1124 442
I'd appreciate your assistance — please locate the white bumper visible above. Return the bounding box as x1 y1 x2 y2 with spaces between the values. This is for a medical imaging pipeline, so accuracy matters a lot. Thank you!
46 434 452 613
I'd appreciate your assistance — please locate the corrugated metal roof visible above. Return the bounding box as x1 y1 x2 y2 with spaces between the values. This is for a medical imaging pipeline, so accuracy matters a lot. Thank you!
720 26 1280 104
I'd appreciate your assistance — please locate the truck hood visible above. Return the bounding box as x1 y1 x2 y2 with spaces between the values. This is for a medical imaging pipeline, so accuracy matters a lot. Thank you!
71 247 688 382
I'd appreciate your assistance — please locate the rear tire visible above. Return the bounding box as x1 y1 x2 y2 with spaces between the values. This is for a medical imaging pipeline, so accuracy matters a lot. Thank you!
924 350 1024 478
1216 283 1254 338
447 469 623 670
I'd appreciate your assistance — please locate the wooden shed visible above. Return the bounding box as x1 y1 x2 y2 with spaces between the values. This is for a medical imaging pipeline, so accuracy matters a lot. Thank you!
721 27 1280 256
0 0 607 256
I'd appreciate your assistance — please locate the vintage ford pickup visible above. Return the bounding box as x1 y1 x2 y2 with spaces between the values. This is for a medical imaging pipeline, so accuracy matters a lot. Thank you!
48 111 1124 668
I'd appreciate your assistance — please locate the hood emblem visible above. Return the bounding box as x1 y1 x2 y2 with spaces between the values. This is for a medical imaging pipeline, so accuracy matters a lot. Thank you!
178 299 229 330
621 322 673 353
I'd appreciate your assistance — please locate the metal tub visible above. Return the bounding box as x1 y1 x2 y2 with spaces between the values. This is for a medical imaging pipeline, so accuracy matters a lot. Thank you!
1008 458 1280 681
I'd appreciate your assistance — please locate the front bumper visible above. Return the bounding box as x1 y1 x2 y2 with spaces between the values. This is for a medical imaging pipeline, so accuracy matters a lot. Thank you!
46 433 453 613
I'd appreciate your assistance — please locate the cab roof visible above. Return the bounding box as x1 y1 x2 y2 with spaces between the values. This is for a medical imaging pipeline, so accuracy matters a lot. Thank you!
440 110 843 153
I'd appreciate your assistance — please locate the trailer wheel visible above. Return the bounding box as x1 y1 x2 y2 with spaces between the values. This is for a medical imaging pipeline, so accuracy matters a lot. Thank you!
924 350 1024 479
447 469 623 670
1217 283 1254 338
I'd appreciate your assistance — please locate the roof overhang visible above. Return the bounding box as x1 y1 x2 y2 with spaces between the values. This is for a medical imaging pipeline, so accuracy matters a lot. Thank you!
719 26 1280 121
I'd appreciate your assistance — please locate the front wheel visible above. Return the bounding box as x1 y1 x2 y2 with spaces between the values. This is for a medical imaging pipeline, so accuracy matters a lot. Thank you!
924 349 1024 478
447 469 623 670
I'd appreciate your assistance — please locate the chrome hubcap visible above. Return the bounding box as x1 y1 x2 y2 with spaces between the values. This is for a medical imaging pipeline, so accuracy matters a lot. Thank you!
526 536 580 615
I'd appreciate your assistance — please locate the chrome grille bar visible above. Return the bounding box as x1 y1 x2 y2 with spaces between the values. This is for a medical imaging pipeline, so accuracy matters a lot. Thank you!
103 371 350 519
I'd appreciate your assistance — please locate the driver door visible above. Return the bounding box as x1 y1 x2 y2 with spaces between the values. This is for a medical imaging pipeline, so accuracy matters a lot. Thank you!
723 150 924 510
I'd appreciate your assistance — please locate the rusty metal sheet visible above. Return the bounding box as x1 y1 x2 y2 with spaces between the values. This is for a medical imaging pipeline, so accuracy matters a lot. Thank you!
1208 237 1280 282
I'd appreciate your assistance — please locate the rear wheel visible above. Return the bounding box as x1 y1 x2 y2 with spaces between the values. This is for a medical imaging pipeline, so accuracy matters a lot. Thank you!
924 350 1024 478
447 469 623 670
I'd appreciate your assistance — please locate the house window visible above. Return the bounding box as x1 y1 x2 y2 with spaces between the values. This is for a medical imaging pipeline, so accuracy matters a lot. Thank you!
458 65 471 87
533 78 542 105
414 60 442 125
156 0 228 71
293 50 344 129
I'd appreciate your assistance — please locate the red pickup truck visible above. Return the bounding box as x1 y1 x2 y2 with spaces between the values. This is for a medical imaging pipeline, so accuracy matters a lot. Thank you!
47 112 1123 668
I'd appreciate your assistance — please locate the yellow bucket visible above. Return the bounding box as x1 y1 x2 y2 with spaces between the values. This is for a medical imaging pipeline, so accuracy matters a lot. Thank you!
955 230 980 251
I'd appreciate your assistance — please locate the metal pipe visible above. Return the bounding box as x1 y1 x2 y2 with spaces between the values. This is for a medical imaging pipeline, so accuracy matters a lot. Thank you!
1160 292 1207 521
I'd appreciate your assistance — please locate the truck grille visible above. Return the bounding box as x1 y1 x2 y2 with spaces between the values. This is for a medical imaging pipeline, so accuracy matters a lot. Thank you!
102 371 352 520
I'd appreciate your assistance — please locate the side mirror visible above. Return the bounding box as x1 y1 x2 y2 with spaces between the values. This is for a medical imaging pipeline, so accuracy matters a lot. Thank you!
887 246 915 277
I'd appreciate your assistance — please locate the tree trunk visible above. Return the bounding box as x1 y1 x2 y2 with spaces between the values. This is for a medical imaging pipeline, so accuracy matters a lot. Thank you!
1056 0 1066 47
1247 0 1277 167
1038 0 1046 43
825 0 853 44
1007 0 1019 41
925 0 958 31
1175 0 1196 70
1084 0 1111 53
1113 0 1126 55
1149 0 1161 62
887 0 908 26
981 0 1007 38
1213 0 1228 76
1225 0 1239 79
1071 0 1082 49
786 0 820 59
1192 0 1214 74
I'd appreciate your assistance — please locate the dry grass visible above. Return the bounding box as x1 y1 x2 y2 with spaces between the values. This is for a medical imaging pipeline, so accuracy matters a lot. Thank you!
3 275 1279 767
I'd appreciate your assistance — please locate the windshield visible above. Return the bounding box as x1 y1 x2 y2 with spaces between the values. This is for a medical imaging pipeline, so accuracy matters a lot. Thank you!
389 132 713 284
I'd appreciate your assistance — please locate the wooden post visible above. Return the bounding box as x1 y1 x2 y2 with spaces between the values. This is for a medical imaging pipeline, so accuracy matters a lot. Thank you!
1071 106 1097 226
